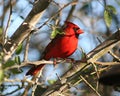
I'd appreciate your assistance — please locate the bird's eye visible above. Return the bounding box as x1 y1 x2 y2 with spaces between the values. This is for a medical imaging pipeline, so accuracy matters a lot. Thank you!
73 27 79 32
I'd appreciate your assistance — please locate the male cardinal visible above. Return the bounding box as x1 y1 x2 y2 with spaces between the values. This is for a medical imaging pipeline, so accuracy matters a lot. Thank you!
26 21 83 76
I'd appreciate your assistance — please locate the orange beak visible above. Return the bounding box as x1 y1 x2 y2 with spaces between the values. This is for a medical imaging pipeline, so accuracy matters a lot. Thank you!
76 29 84 34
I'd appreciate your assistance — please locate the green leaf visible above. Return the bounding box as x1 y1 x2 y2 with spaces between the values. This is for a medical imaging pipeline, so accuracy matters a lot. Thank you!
47 79 56 85
3 60 15 69
0 69 4 84
51 28 65 39
0 52 3 61
15 44 23 55
0 27 2 35
51 30 58 39
15 56 21 64
104 5 117 27
104 10 112 27
10 68 22 74
106 5 117 14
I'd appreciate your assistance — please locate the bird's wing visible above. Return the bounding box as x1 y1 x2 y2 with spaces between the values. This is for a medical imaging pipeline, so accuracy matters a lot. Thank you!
41 35 63 60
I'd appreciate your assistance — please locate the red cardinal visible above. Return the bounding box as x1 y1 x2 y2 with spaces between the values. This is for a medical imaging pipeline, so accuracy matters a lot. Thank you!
26 21 83 76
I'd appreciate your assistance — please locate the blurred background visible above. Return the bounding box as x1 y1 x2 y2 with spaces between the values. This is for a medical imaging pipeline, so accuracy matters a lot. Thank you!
1 0 120 96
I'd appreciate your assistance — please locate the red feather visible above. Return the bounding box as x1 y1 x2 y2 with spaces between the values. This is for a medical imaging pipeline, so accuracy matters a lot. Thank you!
26 21 83 75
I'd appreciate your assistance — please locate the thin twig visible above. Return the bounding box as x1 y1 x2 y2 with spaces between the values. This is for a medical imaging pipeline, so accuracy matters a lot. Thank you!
80 75 101 96
23 34 31 62
91 63 99 78
3 77 43 96
37 1 78 30
32 67 44 96
3 85 23 96
91 63 99 91
4 59 74 71
94 61 120 65
4 78 42 86
65 0 78 21
90 67 108 76
4 0 12 44
108 50 120 62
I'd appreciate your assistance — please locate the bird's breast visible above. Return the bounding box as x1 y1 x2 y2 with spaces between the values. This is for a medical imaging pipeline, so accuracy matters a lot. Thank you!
58 36 78 58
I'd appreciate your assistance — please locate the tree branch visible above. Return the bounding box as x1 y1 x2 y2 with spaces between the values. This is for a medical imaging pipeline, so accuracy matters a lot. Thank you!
3 0 52 61
41 29 120 96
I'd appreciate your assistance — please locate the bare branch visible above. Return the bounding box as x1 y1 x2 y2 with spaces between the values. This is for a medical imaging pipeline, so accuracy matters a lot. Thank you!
4 0 12 44
87 29 120 63
4 78 42 86
41 29 120 96
95 61 120 66
108 50 120 62
3 0 52 61
37 1 78 29
80 75 101 96
23 35 31 62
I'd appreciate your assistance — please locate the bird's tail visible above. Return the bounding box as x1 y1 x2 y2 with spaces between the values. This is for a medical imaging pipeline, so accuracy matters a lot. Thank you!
26 64 45 76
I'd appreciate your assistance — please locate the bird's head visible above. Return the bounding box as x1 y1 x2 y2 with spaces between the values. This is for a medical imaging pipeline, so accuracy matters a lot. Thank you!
64 21 83 37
